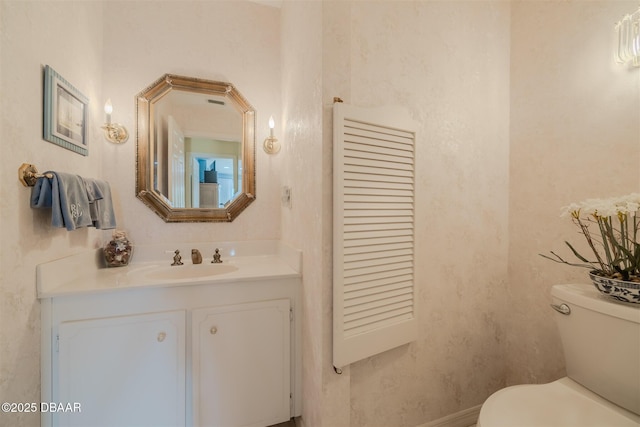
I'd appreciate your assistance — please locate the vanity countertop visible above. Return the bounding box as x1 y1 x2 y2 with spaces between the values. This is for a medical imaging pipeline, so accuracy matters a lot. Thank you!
37 240 301 299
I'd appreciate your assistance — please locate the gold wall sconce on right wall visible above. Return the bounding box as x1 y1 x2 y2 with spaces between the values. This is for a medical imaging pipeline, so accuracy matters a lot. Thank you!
615 6 640 67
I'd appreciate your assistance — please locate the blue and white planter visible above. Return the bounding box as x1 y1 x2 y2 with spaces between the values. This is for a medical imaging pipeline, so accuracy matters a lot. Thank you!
589 271 640 304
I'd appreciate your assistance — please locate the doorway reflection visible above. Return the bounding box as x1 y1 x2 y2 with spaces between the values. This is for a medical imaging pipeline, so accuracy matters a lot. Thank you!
186 137 242 208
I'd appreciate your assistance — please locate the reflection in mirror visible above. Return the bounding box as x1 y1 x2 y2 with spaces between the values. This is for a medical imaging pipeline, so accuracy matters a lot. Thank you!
155 90 242 208
136 75 255 222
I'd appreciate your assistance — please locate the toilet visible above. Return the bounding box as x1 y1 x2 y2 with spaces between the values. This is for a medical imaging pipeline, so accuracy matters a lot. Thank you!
478 284 640 427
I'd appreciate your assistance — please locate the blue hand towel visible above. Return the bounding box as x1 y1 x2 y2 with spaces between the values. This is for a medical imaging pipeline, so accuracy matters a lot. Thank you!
84 177 105 203
31 171 92 230
84 178 117 230
52 172 93 230
30 172 117 231
31 174 53 209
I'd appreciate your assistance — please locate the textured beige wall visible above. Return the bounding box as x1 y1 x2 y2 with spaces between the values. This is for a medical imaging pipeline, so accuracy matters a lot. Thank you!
280 1 355 426
340 2 511 426
101 1 282 245
284 1 639 426
279 2 327 427
0 2 105 426
507 0 640 386
287 1 511 426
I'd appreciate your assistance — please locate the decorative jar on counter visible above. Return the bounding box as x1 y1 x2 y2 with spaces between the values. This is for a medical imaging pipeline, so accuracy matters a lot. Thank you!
104 230 133 267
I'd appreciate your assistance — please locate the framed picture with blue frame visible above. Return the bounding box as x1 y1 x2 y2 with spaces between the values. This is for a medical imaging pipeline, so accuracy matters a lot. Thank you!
43 65 88 156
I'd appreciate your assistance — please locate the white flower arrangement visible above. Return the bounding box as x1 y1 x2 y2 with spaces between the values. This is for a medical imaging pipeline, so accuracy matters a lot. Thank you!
542 193 640 281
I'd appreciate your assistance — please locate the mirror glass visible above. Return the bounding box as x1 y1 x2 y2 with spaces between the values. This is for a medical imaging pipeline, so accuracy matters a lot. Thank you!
136 74 255 222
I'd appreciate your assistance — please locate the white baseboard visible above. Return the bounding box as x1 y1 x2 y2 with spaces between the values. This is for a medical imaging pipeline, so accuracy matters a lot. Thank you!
417 404 481 427
292 404 480 427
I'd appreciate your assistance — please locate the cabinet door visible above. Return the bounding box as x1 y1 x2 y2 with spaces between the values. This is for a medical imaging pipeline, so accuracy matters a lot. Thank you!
56 311 186 427
192 299 290 427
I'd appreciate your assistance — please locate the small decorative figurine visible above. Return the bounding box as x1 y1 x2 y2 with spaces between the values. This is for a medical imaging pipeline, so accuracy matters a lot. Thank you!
212 248 222 263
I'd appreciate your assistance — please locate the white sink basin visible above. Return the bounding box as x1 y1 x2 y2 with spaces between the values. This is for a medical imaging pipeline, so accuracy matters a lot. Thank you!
128 263 238 281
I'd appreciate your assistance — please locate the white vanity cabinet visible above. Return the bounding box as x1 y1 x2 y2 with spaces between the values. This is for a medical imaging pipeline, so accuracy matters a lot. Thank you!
56 311 186 427
192 300 291 427
41 276 301 427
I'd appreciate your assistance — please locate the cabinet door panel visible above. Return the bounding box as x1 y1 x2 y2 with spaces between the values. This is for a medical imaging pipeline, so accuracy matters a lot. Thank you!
57 311 186 427
192 299 290 427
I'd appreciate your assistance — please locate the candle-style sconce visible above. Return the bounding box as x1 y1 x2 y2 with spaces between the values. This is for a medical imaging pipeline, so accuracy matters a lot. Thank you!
102 99 129 144
263 115 281 154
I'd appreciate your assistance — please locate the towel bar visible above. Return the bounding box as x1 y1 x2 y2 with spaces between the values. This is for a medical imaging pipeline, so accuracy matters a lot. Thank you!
19 163 53 187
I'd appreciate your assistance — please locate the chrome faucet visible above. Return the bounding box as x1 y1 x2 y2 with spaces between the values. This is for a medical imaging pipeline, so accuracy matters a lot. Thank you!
191 249 203 264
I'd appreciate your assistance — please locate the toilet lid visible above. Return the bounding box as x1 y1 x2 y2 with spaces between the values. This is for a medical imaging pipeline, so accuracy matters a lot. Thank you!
478 378 640 427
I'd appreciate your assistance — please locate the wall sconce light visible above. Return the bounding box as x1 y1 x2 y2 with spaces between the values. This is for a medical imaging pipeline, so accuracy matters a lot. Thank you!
263 115 281 154
615 7 640 67
102 99 129 144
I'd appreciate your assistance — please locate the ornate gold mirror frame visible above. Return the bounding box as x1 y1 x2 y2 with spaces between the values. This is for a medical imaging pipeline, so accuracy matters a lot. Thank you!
136 74 256 222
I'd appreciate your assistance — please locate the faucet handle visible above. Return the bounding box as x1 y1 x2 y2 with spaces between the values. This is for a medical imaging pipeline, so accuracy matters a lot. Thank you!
211 248 223 263
171 249 183 266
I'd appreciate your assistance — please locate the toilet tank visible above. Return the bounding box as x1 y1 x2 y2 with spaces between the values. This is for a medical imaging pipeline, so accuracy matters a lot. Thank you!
551 284 640 415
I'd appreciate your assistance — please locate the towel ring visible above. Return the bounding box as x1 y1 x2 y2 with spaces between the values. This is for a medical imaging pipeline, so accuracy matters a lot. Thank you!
19 163 53 187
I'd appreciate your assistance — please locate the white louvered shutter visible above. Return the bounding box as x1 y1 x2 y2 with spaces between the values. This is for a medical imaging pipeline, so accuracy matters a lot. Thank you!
333 102 417 369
